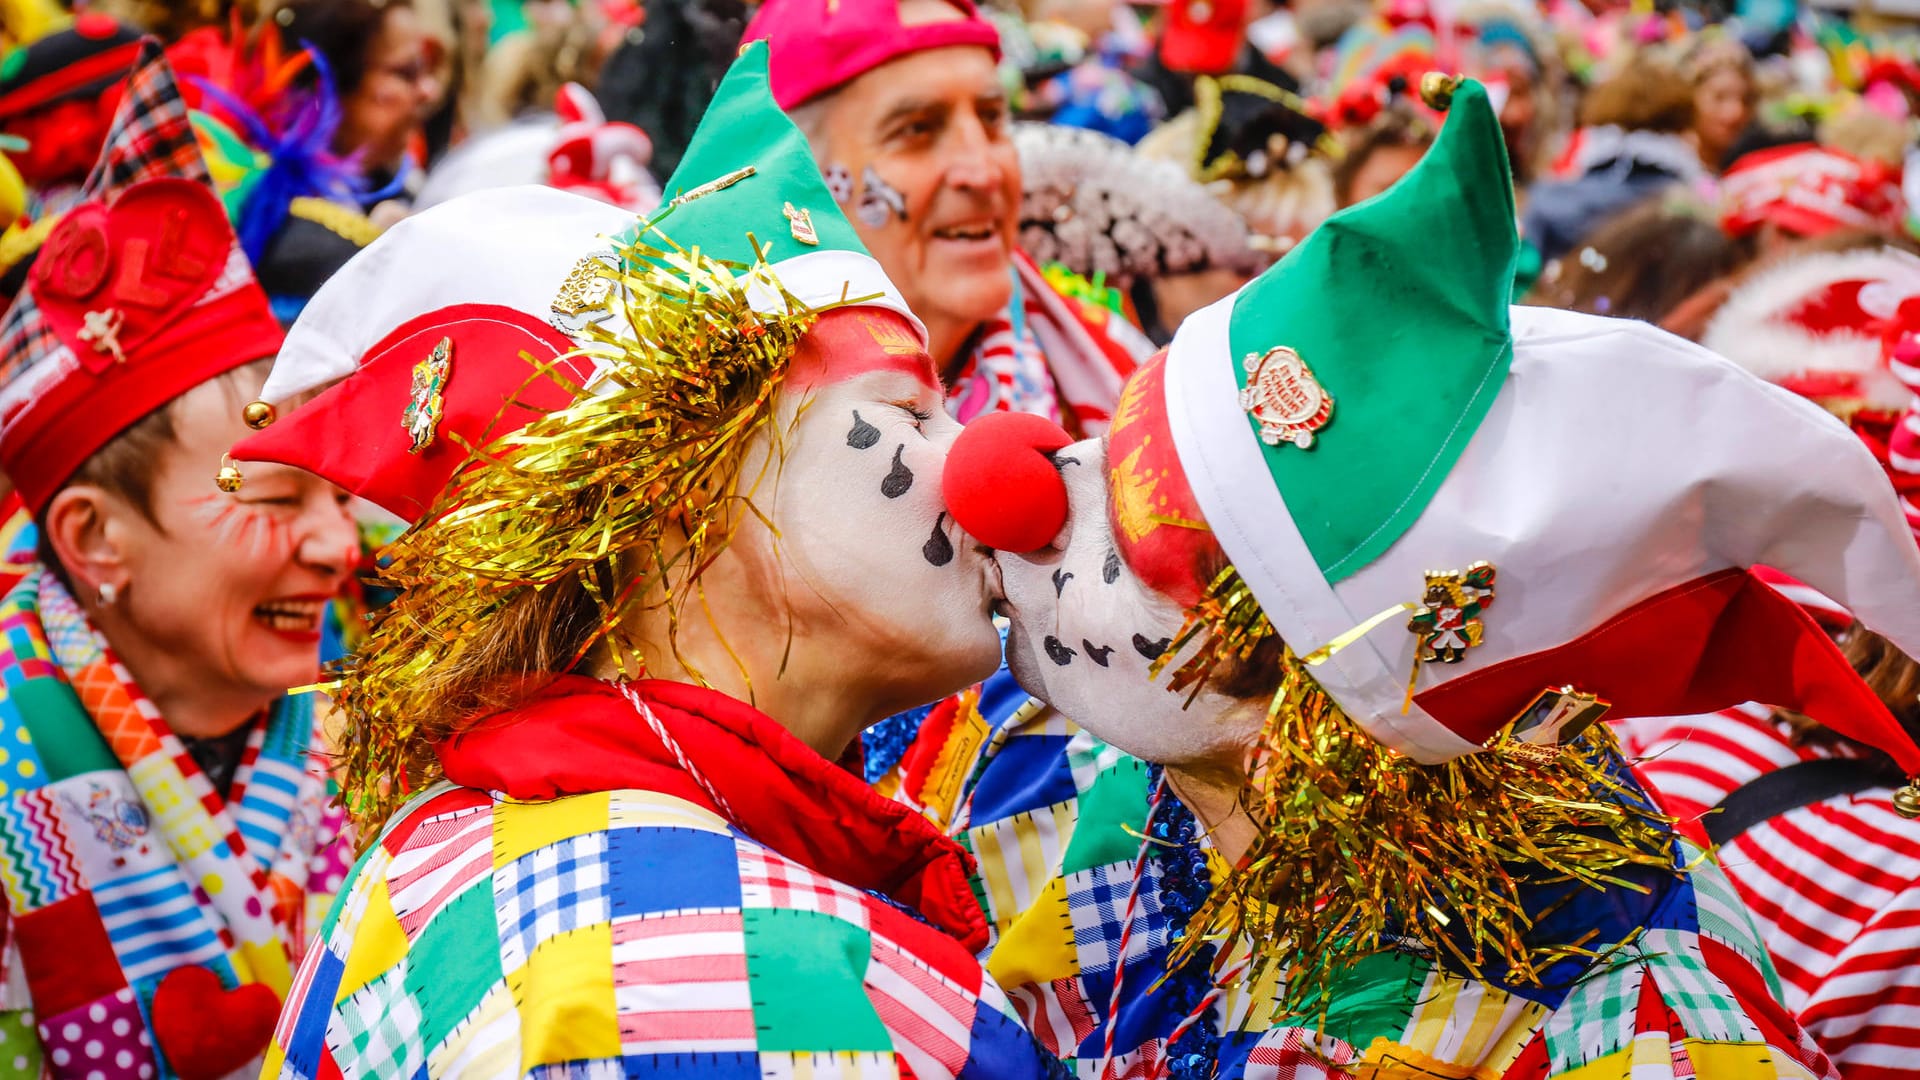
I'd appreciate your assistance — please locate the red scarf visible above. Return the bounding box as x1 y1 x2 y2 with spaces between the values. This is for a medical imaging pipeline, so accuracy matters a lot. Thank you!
438 676 989 951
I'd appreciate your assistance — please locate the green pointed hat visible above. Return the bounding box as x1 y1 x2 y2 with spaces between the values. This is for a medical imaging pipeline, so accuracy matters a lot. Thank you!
1219 76 1517 582
1160 76 1520 762
616 40 922 340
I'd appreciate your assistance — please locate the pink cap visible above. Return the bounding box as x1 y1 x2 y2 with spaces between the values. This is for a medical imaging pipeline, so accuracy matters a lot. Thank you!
741 0 1002 109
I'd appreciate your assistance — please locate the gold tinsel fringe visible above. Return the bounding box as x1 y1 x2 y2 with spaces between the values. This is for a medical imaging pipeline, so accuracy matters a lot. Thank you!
332 228 829 834
1159 568 1680 1025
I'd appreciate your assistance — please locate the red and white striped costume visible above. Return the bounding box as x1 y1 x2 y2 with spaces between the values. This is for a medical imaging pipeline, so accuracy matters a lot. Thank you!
1619 706 1920 1078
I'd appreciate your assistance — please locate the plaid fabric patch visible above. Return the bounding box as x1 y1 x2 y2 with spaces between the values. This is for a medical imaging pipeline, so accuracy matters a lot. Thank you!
1064 860 1167 977
337 959 427 1079
526 1058 624 1079
735 841 869 928
83 42 210 196
1641 929 1763 1045
1685 853 1777 987
1065 730 1126 795
495 832 610 972
1239 1027 1361 1080
1543 946 1645 1073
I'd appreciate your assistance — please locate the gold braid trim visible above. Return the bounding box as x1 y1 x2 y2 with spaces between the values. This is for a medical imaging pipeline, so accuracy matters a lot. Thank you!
1159 567 1679 1025
333 227 827 833
287 196 383 248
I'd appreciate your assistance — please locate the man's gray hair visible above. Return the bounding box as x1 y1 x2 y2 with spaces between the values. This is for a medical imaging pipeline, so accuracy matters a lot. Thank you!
784 97 832 164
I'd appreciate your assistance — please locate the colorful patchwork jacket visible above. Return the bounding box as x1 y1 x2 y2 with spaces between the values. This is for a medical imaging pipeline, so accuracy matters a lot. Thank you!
895 671 1841 1079
0 568 352 1080
268 676 1065 1080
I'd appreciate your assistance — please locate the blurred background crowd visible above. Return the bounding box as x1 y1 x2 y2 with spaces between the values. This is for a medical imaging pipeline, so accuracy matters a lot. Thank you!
8 0 1920 354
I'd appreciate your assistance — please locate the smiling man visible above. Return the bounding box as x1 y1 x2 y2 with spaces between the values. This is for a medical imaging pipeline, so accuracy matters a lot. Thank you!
743 0 1149 437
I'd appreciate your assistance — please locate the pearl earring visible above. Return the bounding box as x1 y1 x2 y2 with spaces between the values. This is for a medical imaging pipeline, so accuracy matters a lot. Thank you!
97 582 117 606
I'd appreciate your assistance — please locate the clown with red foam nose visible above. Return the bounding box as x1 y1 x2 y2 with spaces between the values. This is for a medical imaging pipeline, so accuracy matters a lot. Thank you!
929 74 1920 1079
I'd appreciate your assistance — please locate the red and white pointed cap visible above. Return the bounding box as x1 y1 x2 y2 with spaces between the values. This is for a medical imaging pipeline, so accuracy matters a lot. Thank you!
227 184 638 523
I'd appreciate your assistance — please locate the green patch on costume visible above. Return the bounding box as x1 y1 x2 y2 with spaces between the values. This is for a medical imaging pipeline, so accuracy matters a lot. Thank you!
339 960 428 1079
1313 950 1428 1051
1224 78 1518 583
10 681 113 783
405 882 506 1053
741 908 891 1053
0 1010 40 1079
1059 755 1149 877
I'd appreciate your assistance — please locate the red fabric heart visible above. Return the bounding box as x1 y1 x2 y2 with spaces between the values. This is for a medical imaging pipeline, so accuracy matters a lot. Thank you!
32 178 230 374
150 964 281 1080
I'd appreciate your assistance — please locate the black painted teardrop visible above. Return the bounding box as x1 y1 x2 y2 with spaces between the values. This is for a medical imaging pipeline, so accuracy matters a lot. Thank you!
1102 549 1121 584
847 410 880 449
881 444 913 498
1052 569 1074 596
1084 641 1114 667
923 513 954 567
1132 633 1170 660
1044 635 1077 665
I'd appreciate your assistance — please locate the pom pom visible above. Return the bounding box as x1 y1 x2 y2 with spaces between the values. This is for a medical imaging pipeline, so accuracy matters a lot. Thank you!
942 410 1073 553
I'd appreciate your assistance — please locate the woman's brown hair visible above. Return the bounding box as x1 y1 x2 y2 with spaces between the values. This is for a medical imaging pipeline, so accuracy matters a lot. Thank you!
1579 54 1695 133
1525 196 1753 324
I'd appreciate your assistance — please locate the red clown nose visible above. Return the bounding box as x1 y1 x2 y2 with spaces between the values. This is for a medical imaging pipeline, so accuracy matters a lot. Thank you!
943 411 1074 553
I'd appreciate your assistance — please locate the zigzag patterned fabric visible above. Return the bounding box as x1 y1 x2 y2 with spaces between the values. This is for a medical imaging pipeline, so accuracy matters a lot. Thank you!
901 670 1843 1079
267 678 1067 1080
0 566 351 1080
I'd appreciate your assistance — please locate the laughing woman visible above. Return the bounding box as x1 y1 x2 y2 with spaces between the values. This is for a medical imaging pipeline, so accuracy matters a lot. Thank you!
0 51 357 1080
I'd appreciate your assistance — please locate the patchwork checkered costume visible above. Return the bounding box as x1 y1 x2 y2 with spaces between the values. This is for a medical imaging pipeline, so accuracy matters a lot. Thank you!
898 670 1841 1079
268 677 1063 1080
0 568 351 1080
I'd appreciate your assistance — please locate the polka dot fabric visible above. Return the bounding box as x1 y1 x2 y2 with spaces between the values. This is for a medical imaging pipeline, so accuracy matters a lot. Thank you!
36 989 156 1080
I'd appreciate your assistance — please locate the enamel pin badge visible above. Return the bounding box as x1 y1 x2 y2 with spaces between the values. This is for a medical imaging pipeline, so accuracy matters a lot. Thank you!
1239 346 1333 448
403 337 452 454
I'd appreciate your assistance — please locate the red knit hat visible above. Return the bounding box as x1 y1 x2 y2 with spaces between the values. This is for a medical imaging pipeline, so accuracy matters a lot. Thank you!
740 0 1000 109
0 42 284 513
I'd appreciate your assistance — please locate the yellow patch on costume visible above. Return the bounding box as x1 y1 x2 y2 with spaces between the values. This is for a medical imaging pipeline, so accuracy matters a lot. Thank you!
493 792 611 866
512 922 621 1070
985 876 1078 990
1685 1039 1820 1079
336 878 408 1000
1397 971 1548 1075
911 690 990 830
429 982 522 1077
606 789 731 833
235 939 294 996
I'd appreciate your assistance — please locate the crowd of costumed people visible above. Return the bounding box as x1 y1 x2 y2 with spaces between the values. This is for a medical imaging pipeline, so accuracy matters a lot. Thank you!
3 0 1920 1078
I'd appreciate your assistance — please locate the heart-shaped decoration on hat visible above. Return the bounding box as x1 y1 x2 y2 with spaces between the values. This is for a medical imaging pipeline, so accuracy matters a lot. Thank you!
32 178 231 375
150 964 281 1080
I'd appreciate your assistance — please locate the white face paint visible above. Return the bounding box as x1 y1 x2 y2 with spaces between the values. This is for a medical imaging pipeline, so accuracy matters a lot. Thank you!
993 436 1262 767
723 309 1004 715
